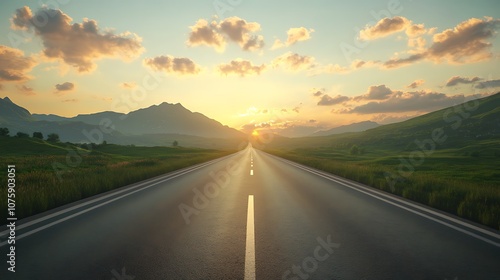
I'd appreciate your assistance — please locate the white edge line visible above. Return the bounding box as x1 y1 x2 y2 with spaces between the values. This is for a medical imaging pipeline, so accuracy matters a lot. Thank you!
264 152 500 247
0 161 218 247
244 195 256 280
0 151 243 240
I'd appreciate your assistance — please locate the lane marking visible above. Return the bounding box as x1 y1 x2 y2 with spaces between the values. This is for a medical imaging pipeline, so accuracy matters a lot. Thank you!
244 195 256 280
0 151 247 247
250 170 254 176
264 152 500 247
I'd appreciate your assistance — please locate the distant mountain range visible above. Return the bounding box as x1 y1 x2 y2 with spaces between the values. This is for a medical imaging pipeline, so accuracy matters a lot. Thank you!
262 92 500 150
0 97 246 148
311 121 379 137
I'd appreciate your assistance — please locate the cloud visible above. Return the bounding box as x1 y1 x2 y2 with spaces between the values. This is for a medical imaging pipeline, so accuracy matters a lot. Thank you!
317 94 350 106
408 37 427 49
292 106 300 113
216 59 265 77
445 76 481 87
382 17 500 68
219 17 264 51
311 59 379 75
272 27 314 49
475 79 500 89
187 19 225 51
383 53 425 69
351 59 379 69
10 6 33 30
144 55 201 75
17 85 35 96
407 79 425 89
55 82 75 92
11 6 144 72
286 27 314 45
272 52 315 71
406 23 427 37
310 88 325 97
427 17 500 64
271 39 285 50
187 17 264 52
355 85 393 100
0 45 36 82
62 98 78 103
120 82 136 89
360 16 411 40
344 91 480 114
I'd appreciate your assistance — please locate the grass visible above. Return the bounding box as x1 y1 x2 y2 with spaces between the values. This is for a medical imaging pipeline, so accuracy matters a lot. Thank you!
260 93 500 230
0 137 234 223
264 141 500 230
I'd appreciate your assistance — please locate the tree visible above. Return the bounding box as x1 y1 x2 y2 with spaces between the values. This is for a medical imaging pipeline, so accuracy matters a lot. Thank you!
350 144 360 155
172 140 179 147
47 133 60 142
16 132 29 138
0 127 9 136
33 132 44 139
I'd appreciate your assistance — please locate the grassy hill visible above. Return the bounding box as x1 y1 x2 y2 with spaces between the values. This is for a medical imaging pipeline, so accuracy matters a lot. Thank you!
0 136 235 223
260 93 500 229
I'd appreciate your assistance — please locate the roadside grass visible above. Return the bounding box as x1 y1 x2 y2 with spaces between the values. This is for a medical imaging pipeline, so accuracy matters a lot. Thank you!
0 137 234 222
266 142 500 230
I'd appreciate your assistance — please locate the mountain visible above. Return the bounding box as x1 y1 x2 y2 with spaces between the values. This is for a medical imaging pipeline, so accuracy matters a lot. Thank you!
263 92 500 150
112 103 243 138
312 121 379 137
1 97 246 147
34 102 243 139
0 97 34 123
275 125 325 138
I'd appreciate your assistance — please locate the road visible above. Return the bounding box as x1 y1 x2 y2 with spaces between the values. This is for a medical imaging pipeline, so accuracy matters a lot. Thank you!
1 145 499 279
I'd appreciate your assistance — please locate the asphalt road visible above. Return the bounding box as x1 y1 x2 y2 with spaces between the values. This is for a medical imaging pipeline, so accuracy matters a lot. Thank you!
1 145 499 279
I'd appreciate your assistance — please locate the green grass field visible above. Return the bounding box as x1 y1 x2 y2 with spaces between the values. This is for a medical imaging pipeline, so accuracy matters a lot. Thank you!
260 94 500 230
0 137 234 223
264 139 500 230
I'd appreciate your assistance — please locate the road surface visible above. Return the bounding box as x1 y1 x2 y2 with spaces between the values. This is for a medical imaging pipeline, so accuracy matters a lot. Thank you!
1 145 499 279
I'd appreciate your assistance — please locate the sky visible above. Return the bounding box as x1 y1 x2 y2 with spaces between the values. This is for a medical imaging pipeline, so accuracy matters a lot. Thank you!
1 0 499 136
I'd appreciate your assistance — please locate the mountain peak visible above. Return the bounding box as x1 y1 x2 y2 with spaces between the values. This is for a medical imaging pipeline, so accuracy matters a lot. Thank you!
0 96 33 123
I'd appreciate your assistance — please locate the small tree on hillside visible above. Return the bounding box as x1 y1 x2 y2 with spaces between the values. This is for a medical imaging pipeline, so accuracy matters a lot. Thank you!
47 133 60 142
0 127 9 136
33 132 44 139
350 144 360 155
16 132 29 138
172 140 179 147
